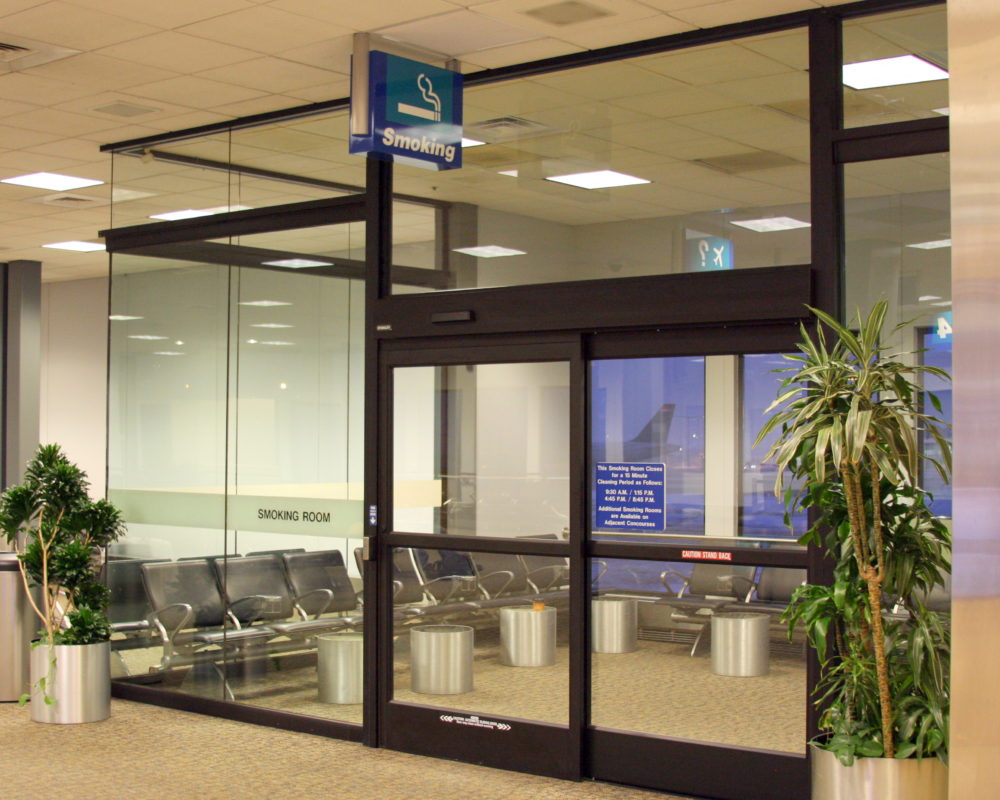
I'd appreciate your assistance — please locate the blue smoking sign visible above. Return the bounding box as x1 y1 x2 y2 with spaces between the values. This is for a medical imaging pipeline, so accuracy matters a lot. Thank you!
594 462 666 531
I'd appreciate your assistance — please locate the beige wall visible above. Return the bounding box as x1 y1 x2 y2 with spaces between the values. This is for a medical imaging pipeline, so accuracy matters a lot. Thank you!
40 277 108 499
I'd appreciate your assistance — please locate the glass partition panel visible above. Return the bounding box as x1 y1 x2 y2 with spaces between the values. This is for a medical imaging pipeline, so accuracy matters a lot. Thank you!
843 7 949 128
844 153 951 521
391 28 811 291
591 557 807 754
391 546 568 726
109 237 366 721
393 362 570 539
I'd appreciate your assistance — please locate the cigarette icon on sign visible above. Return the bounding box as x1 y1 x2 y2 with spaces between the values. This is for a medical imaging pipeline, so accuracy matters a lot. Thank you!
397 73 442 121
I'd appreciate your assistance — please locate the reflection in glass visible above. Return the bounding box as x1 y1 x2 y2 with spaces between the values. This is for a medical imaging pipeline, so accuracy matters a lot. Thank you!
391 28 811 291
393 362 570 538
591 558 807 753
843 7 948 128
740 354 805 539
391 547 568 725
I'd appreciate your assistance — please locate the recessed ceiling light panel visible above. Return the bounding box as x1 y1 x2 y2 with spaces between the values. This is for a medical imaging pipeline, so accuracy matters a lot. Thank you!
545 170 650 189
453 245 527 258
128 334 168 341
2 172 103 191
842 55 948 90
43 240 105 252
906 239 951 249
730 216 811 232
239 300 292 307
261 258 333 268
150 205 251 221
461 138 486 148
251 323 294 329
109 315 144 321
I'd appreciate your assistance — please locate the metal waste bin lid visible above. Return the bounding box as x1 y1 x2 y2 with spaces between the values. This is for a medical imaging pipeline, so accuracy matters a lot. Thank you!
0 552 21 571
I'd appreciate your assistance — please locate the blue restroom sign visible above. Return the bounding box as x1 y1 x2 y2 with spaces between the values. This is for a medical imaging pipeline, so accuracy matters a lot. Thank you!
595 463 666 531
350 50 463 170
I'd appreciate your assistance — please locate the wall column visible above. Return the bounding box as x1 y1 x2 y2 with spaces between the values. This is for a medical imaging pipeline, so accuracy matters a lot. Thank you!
3 260 41 488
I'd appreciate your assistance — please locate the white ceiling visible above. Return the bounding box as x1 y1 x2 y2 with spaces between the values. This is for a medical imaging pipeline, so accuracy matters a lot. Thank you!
0 0 933 282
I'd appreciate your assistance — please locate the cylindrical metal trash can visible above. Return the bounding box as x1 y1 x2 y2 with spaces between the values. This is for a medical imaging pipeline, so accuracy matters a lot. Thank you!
592 597 638 653
710 612 769 677
1 553 33 702
500 605 556 667
317 633 363 704
411 624 473 695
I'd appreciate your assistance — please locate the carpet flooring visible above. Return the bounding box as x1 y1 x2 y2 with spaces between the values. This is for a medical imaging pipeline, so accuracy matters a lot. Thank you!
0 699 689 800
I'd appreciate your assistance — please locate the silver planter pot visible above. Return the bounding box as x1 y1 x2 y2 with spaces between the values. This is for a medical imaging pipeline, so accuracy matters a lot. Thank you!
30 641 110 724
811 744 948 800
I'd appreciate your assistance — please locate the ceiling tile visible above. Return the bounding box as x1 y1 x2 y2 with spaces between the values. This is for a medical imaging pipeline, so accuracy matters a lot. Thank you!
377 9 542 56
269 0 458 32
473 0 660 38
285 80 351 103
275 35 355 73
196 57 341 94
65 0 253 29
550 15 694 48
669 0 818 28
24 53 179 92
97 31 261 72
125 76 266 108
0 124 63 150
0 1 160 50
4 107 126 137
459 38 583 69
178 6 353 54
638 41 792 86
0 72 96 104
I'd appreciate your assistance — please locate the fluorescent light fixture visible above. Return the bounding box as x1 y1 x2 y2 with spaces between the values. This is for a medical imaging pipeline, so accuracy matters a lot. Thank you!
730 216 811 233
461 138 486 147
109 315 143 321
498 169 519 177
152 351 184 356
260 340 294 346
918 295 942 302
453 245 527 258
931 300 952 307
906 238 951 250
238 300 292 307
842 55 949 90
261 258 333 268
246 339 258 344
150 204 251 221
545 170 650 190
2 172 103 191
251 323 294 329
112 187 156 202
43 240 105 252
128 334 168 341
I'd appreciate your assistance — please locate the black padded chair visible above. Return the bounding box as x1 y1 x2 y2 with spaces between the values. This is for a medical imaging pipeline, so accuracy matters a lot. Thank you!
281 550 360 617
140 559 274 698
107 557 167 675
246 548 307 558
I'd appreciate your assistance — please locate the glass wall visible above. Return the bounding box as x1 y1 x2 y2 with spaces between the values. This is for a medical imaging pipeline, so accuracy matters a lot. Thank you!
390 28 811 291
107 218 367 723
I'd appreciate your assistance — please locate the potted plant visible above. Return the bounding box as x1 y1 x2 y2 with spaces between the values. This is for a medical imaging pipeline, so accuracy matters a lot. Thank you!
756 302 951 800
0 444 125 723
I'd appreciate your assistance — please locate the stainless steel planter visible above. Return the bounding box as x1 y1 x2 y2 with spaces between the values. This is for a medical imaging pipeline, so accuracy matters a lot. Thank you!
30 641 110 724
592 597 638 653
0 553 34 702
410 624 473 695
499 606 556 667
317 633 363 704
811 744 948 800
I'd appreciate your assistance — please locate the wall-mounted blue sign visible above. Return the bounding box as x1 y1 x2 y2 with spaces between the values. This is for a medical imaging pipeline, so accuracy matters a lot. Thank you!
350 50 463 170
685 230 733 271
594 462 666 531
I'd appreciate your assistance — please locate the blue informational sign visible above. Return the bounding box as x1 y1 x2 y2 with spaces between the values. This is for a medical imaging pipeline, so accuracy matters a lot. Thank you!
685 231 733 271
350 50 463 170
594 462 666 531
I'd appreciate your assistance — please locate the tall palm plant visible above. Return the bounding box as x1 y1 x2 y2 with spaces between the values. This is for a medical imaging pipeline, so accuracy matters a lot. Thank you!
756 301 951 763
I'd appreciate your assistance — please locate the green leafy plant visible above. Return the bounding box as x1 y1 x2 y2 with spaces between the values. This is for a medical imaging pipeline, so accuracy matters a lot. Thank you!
756 302 951 765
0 444 125 653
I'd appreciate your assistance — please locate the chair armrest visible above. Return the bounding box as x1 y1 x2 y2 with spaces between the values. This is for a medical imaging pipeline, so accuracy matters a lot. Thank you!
149 603 193 643
477 569 515 598
421 575 477 603
660 570 690 597
230 594 284 623
720 574 757 603
526 564 567 592
293 588 335 619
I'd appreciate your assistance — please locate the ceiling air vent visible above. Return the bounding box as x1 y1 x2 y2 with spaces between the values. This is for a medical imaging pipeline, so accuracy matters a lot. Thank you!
27 193 108 209
0 34 79 73
92 101 161 118
465 116 561 143
524 1 612 26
